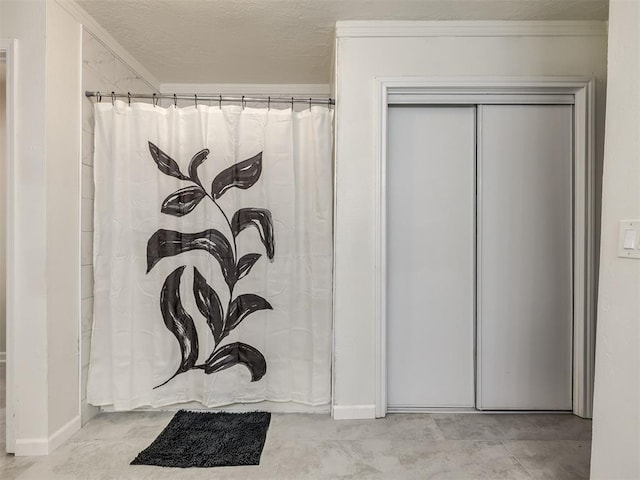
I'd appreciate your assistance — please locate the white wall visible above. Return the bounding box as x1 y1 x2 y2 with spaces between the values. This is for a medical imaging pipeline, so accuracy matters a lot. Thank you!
0 0 165 439
0 61 6 359
0 0 51 453
590 1 640 478
0 0 96 455
45 0 82 440
333 23 608 416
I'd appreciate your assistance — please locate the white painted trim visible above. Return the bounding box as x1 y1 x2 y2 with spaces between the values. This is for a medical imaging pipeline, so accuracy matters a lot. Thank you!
374 76 596 419
332 405 376 420
374 79 388 418
336 21 607 38
377 76 599 91
14 437 49 456
160 83 331 96
14 416 81 456
330 42 339 420
47 415 81 454
388 93 575 104
54 0 160 91
1 37 17 454
572 80 597 418
0 352 5 363
75 21 84 428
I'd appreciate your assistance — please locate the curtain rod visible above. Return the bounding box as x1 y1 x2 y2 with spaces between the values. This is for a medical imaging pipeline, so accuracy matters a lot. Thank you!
85 91 334 107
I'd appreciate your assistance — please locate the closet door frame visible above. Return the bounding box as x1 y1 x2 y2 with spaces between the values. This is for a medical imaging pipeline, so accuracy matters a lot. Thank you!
1 38 17 453
374 76 596 418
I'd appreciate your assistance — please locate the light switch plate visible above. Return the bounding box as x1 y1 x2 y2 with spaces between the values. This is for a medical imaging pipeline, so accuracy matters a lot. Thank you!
618 220 640 259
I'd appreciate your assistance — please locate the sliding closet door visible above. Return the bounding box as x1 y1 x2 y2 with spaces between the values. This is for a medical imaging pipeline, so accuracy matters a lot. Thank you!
478 105 573 410
387 106 475 409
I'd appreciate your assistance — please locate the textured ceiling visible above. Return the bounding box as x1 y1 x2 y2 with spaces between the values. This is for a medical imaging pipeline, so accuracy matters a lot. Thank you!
77 0 609 84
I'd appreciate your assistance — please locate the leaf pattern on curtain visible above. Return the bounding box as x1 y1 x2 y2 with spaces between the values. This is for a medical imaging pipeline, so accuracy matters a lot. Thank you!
146 142 274 389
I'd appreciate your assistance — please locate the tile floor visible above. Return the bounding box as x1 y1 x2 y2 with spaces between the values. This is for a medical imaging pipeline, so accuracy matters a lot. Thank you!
1 365 592 479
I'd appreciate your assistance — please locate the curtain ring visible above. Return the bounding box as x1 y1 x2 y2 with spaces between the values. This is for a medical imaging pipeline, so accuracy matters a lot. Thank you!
242 95 245 109
173 94 177 108
111 91 116 105
97 91 102 103
194 94 198 108
152 93 158 107
291 97 294 111
127 92 131 106
219 95 222 109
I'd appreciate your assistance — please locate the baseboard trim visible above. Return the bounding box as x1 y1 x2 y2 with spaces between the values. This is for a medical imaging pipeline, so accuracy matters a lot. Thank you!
14 415 81 456
332 404 376 420
0 351 5 363
14 437 49 456
49 415 81 453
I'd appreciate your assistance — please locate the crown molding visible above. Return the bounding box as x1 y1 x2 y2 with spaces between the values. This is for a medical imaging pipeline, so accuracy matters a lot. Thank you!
335 21 607 38
160 83 331 96
55 0 161 91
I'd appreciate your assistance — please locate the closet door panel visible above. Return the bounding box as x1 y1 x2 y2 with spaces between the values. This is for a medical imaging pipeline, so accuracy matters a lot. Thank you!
478 105 573 410
387 106 475 409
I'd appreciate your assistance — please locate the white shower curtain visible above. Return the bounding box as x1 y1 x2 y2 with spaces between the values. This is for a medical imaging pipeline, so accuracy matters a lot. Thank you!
87 101 333 410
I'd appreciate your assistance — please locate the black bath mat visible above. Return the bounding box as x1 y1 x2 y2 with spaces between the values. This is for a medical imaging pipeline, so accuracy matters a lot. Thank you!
131 410 271 468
